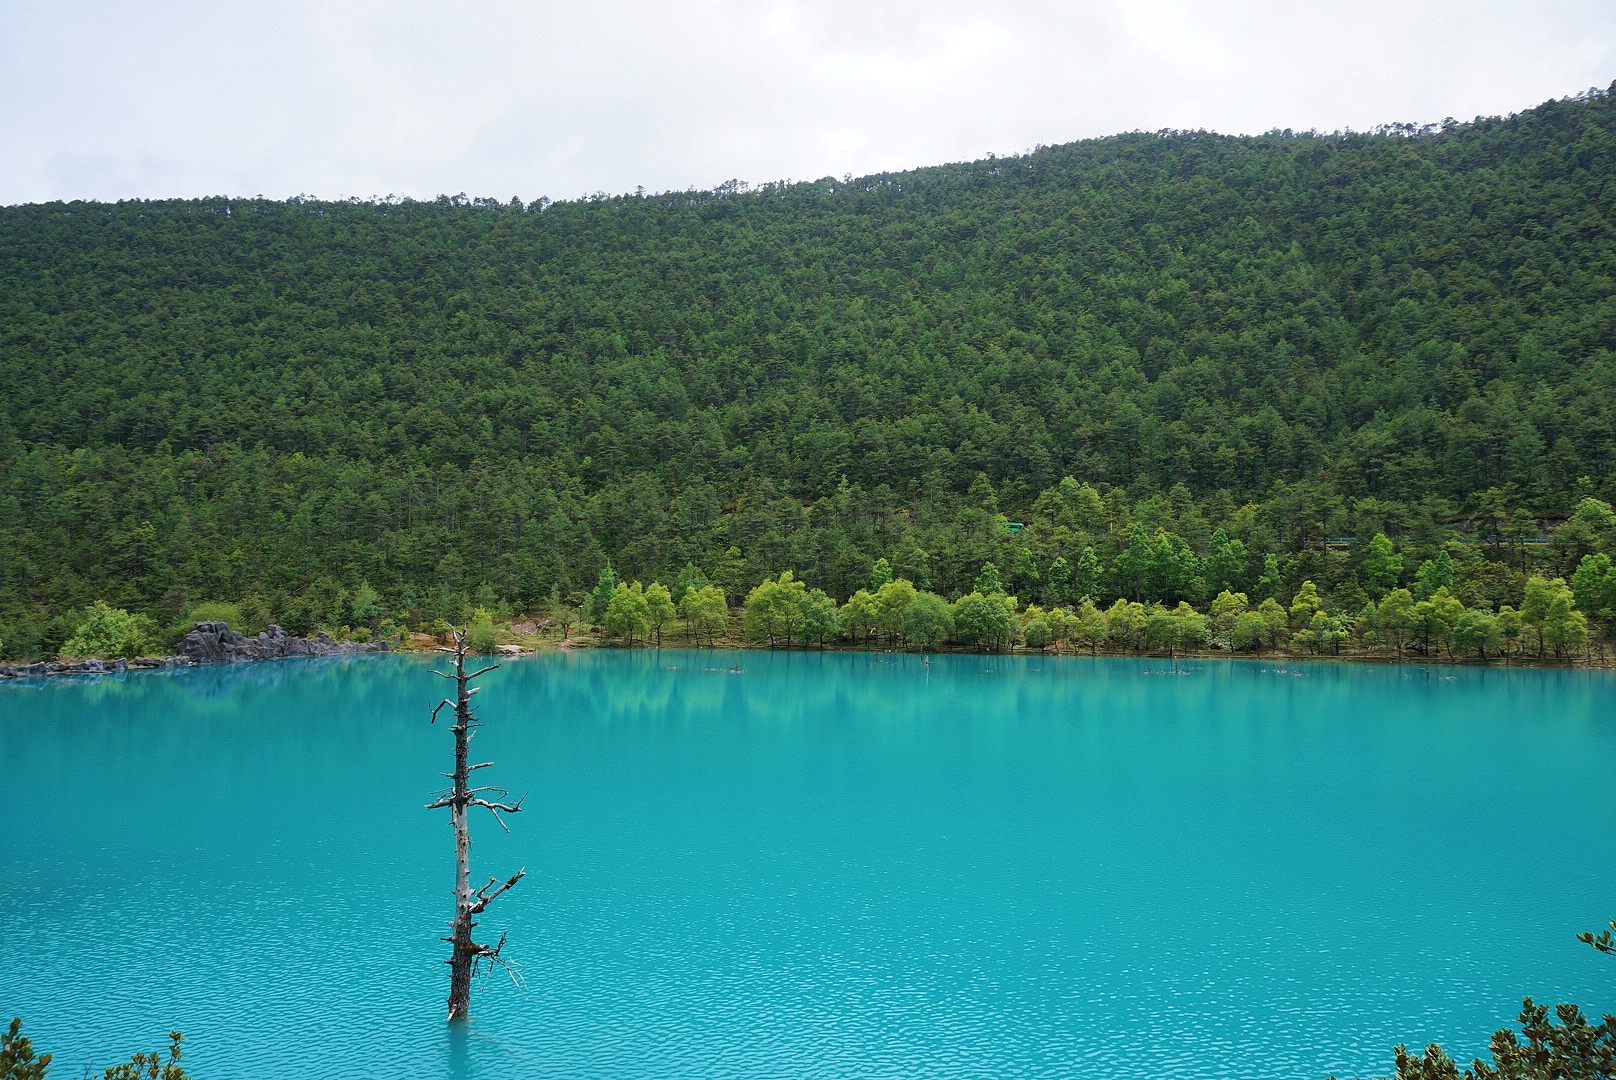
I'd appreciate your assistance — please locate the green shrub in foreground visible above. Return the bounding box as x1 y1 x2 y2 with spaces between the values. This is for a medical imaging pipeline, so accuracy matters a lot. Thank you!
1 1021 190 1080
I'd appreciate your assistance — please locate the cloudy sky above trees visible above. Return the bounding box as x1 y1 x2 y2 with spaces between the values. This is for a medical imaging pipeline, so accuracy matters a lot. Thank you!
1 0 1611 205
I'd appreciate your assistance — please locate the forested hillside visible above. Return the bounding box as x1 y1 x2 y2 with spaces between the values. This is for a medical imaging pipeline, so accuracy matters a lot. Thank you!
3 84 1615 655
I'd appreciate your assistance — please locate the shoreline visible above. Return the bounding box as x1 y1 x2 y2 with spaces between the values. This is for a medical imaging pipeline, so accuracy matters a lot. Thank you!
416 633 1612 670
0 621 390 680
4 626 1605 682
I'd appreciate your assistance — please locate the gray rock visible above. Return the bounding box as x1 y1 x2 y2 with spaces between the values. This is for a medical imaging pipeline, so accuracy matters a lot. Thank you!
180 621 389 664
179 621 237 663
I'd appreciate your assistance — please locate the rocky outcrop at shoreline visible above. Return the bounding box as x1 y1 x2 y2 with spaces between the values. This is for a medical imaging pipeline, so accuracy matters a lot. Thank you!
0 622 390 679
178 621 389 663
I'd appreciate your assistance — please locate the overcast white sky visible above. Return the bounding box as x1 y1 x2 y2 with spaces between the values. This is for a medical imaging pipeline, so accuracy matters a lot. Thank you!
1 0 1612 205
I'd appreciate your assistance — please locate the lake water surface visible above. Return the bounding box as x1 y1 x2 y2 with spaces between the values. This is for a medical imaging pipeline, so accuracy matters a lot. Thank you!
3 651 1614 1079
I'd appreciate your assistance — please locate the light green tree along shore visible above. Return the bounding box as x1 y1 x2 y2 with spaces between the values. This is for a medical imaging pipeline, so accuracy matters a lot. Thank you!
542 525 1602 663
30 508 1612 664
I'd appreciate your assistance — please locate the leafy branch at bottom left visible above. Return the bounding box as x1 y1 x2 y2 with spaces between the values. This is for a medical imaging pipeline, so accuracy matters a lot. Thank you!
2 1020 191 1080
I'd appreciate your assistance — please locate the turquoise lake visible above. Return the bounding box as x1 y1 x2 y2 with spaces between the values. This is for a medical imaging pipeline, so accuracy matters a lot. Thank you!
2 651 1614 1078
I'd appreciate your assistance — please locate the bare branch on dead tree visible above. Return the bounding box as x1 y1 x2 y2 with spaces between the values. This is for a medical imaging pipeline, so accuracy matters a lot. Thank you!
471 869 526 913
473 931 528 991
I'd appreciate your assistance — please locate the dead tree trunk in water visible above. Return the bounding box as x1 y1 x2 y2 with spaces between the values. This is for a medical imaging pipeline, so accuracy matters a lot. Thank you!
427 629 526 1022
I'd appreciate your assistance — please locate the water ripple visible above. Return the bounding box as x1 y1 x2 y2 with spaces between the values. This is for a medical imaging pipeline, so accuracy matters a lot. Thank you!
2 652 1613 1079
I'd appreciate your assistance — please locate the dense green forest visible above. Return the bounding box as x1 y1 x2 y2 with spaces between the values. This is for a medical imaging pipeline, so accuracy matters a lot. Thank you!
3 84 1616 658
